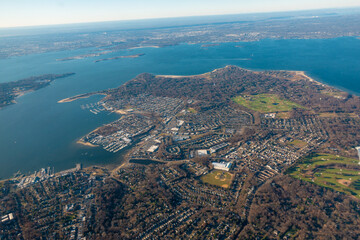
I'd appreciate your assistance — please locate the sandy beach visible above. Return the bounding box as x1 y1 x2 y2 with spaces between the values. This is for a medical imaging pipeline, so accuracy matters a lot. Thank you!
76 139 97 147
58 93 107 103
157 72 211 79
293 71 322 85
114 109 128 114
272 69 324 86
128 45 160 50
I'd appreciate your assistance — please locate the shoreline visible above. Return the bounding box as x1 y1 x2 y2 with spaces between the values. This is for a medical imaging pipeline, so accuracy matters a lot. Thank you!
156 66 358 98
94 53 145 63
127 45 160 50
114 109 129 114
254 66 356 96
1 65 358 182
76 139 97 148
156 73 209 78
287 70 358 96
58 93 107 103
288 70 323 85
157 67 321 84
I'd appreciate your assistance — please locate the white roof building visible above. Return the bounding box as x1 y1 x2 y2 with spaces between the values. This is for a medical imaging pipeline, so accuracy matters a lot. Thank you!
196 149 209 156
212 161 232 171
147 145 159 153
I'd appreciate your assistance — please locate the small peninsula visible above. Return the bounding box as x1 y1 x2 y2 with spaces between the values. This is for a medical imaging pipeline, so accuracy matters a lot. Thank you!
0 73 75 109
58 92 106 103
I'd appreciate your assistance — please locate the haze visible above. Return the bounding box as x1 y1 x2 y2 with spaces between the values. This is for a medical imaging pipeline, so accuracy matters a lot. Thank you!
1 0 360 28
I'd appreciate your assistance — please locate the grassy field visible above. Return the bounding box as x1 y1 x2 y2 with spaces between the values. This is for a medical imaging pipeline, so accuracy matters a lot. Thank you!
287 153 360 198
232 94 304 113
201 170 234 188
188 107 198 113
288 139 308 148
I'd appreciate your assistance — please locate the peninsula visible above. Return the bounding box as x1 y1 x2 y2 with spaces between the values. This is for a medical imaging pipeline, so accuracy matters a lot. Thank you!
65 65 360 180
4 66 360 239
0 73 75 109
57 92 106 103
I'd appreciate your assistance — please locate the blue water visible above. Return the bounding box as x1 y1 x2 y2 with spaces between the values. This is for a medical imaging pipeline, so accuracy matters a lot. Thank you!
0 37 359 179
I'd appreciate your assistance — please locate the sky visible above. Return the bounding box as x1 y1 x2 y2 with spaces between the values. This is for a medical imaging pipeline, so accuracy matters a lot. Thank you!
1 0 360 28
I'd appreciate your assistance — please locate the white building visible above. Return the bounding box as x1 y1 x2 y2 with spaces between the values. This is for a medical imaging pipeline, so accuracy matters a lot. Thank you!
1 213 14 223
212 161 232 171
356 146 360 165
196 149 209 156
264 113 276 118
147 145 159 153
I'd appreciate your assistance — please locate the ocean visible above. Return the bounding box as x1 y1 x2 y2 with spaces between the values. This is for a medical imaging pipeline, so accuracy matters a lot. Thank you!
0 37 359 179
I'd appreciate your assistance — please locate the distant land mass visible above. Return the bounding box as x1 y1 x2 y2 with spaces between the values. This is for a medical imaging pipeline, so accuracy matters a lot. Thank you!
0 73 75 109
56 51 112 61
56 52 145 62
1 9 360 59
94 53 145 63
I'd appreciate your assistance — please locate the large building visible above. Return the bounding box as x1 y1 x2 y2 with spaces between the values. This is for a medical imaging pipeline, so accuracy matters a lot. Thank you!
212 161 232 171
196 149 209 156
356 146 360 164
147 145 159 153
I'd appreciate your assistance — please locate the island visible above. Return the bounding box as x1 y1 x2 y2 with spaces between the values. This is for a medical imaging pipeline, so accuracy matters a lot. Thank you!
0 73 75 109
2 66 360 239
201 43 220 47
94 53 145 63
56 51 112 61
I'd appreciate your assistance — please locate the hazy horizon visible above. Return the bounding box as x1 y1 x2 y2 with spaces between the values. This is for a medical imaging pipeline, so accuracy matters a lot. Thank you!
0 6 359 35
1 0 360 28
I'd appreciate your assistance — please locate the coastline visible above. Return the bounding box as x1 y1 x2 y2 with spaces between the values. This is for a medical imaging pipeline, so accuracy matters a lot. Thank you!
127 45 160 50
301 71 359 96
156 73 208 78
94 53 145 63
20 65 354 181
76 139 97 148
58 93 107 103
156 71 214 79
114 109 129 114
2 65 358 181
157 67 322 85
253 66 356 96
287 70 357 96
289 70 323 85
